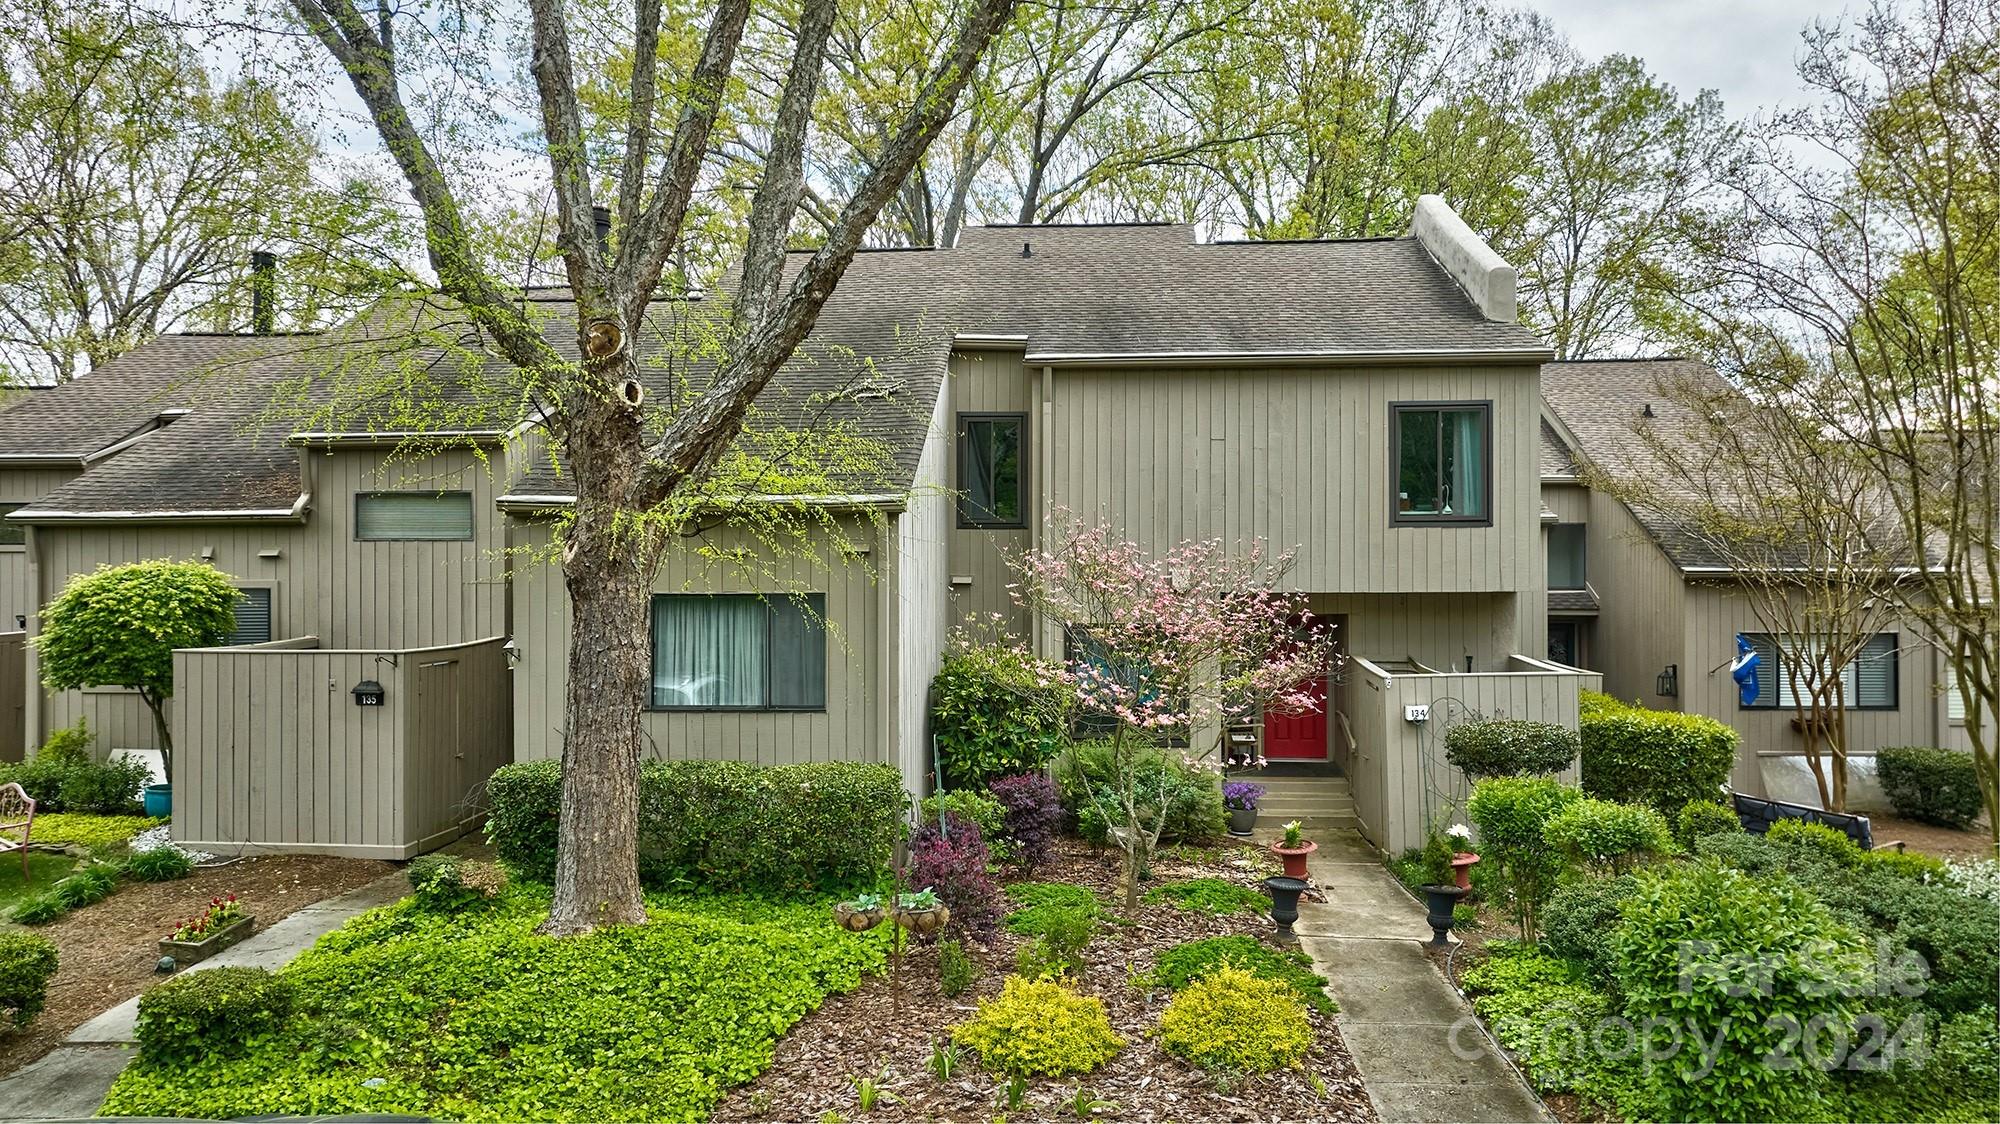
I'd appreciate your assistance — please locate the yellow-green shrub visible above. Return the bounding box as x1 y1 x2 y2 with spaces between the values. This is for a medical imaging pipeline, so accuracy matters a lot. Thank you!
1156 964 1312 1073
951 975 1122 1076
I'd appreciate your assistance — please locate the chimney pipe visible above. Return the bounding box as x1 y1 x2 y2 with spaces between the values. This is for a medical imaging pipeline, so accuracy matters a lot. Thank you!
250 251 276 336
592 205 612 255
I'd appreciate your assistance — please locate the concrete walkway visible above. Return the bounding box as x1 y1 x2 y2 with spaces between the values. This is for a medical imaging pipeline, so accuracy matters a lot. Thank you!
0 872 406 1122
1288 830 1550 1124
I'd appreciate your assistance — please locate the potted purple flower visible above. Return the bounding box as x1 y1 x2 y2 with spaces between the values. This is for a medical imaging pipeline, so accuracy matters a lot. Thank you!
1224 781 1266 836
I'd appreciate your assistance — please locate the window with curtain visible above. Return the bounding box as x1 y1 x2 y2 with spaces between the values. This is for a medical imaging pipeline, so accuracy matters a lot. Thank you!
355 492 474 541
650 593 826 709
0 504 23 546
1741 633 1898 710
1547 524 1586 589
957 413 1026 527
228 587 273 645
1393 404 1489 522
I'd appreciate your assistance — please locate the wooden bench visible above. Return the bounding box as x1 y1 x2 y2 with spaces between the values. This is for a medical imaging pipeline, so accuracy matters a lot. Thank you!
0 781 34 878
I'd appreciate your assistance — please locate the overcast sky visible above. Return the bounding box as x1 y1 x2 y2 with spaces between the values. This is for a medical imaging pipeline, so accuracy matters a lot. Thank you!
1528 0 1860 119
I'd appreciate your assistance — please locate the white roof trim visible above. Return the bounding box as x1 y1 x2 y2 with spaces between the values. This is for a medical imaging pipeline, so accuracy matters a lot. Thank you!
287 429 512 447
10 492 311 523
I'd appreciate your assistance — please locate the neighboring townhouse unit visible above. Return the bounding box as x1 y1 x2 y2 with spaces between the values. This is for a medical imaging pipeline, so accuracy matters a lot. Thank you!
0 195 1608 857
1539 358 1968 809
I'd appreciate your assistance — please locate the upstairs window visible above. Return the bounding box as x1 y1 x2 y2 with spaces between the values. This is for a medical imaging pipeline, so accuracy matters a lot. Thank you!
1741 633 1899 710
228 587 273 646
650 593 826 710
1393 404 1490 523
1547 524 1586 589
355 492 474 541
958 413 1026 528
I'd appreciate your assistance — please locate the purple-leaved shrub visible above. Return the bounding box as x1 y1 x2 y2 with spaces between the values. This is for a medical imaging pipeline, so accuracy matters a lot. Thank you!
908 813 1003 938
988 773 1062 871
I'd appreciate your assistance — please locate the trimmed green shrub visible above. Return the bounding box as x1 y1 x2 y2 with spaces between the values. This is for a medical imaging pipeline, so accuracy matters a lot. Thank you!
1467 777 1582 941
1540 875 1638 986
0 931 58 1028
57 756 151 815
931 643 1073 787
126 846 196 882
1056 740 1225 845
1877 746 1983 829
1144 877 1265 915
1673 798 1741 849
1577 692 1738 816
1157 965 1311 1073
952 975 1123 1076
1695 829 1783 875
1145 935 1335 1014
1444 719 1579 779
1614 860 1870 1122
1540 798 1672 873
135 966 295 1064
937 938 977 998
485 759 906 895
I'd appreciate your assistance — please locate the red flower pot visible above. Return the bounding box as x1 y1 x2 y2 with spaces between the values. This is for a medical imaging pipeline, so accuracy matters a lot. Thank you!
1450 851 1480 891
1272 839 1317 879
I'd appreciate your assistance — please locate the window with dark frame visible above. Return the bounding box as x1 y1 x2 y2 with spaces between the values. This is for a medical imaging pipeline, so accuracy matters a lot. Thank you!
0 504 22 546
649 593 826 710
1740 632 1899 710
1547 524 1586 589
957 412 1026 527
229 587 273 646
1392 403 1490 523
354 491 474 541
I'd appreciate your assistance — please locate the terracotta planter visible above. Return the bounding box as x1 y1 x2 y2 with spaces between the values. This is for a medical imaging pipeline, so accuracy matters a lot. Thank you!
1272 839 1317 879
158 915 255 966
1228 806 1259 836
834 903 885 932
1421 885 1470 947
1450 851 1480 891
894 904 951 936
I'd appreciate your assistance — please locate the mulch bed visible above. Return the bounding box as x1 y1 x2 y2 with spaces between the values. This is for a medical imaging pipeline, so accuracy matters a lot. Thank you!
0 854 395 1078
1866 813 1993 859
715 839 1375 1123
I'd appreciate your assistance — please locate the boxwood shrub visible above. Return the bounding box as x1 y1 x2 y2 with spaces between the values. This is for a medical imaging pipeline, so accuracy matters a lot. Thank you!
0 931 58 1028
1578 691 1738 816
1877 746 1982 829
931 643 1073 787
485 759 906 895
1444 719 1579 779
135 967 295 1064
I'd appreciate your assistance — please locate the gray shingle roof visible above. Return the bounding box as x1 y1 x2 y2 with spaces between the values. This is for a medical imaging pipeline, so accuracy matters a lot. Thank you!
1547 589 1599 613
0 335 290 460
1539 418 1577 478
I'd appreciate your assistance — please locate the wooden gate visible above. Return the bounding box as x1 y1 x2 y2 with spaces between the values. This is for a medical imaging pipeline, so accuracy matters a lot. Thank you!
0 632 24 762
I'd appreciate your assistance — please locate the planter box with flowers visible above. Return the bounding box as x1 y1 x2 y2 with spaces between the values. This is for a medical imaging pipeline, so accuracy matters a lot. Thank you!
159 894 253 965
1223 782 1266 836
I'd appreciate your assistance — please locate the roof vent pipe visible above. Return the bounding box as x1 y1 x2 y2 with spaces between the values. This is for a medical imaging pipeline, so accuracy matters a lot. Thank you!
250 251 276 336
1642 403 1656 418
593 205 613 255
1021 240 1031 258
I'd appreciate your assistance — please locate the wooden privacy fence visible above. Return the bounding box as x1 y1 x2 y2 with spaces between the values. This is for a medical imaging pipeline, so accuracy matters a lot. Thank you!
1347 655 1601 854
171 636 512 859
0 631 22 763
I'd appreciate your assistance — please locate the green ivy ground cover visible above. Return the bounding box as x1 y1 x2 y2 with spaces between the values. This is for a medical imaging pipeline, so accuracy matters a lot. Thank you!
99 884 888 1122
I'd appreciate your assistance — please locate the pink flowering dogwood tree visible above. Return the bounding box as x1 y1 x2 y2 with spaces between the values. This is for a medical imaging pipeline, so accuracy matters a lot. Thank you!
1011 518 1342 909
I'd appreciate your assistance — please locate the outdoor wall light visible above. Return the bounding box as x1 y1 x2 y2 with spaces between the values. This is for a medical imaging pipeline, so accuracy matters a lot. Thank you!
352 679 386 707
1657 664 1679 697
503 638 521 666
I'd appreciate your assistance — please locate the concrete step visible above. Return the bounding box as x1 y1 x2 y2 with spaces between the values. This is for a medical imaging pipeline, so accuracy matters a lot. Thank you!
1257 798 1355 814
1240 812 1357 832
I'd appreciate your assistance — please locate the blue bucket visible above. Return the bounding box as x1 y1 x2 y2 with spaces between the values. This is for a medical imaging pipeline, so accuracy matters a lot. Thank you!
143 783 172 818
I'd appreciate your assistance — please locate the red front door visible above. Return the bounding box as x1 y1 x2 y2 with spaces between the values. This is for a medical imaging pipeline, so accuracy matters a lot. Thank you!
1264 675 1328 760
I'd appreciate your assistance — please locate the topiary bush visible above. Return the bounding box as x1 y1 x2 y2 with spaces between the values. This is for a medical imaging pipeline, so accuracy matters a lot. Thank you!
1578 692 1738 816
1145 935 1335 1014
1157 964 1312 1073
1877 746 1983 829
1540 875 1639 987
931 642 1073 788
125 846 196 883
1467 777 1582 941
0 931 58 1028
1614 860 1870 1122
987 772 1062 870
908 813 1004 938
1540 798 1673 873
1444 719 1580 779
135 966 295 1064
1674 798 1742 849
485 758 905 895
952 975 1123 1077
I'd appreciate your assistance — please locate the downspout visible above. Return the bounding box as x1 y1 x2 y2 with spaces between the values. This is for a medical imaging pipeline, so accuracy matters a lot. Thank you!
22 524 41 752
1038 364 1055 660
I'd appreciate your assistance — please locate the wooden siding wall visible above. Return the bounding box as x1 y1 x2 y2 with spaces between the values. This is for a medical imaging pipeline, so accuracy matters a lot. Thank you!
1541 482 1589 522
31 447 510 754
0 632 21 762
1349 658 1595 854
0 467 79 631
895 402 953 795
509 517 886 766
1314 592 1527 673
946 350 1033 635
1585 492 1687 710
1045 363 1543 595
171 637 510 858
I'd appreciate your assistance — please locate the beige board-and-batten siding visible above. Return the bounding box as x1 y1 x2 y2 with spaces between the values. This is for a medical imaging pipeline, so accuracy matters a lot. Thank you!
945 348 1034 637
1347 656 1599 855
0 466 81 630
508 516 892 768
171 637 512 859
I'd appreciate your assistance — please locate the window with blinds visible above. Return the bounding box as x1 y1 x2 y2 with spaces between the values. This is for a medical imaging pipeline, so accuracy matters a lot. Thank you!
1741 633 1898 710
229 587 273 646
649 593 826 710
354 492 474 541
1947 666 1967 724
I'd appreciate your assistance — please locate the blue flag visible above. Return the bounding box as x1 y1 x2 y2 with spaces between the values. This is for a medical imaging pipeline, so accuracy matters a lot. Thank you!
1731 634 1761 707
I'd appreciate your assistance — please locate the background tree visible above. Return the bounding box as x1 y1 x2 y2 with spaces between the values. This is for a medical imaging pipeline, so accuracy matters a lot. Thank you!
0 0 408 384
1657 0 2000 844
35 560 242 785
287 0 1018 934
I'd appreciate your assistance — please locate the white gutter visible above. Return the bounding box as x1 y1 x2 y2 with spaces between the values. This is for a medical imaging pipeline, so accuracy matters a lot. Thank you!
9 492 311 524
1680 564 1926 576
496 491 907 512
287 429 512 447
0 454 83 467
954 333 1030 349
1024 347 1554 368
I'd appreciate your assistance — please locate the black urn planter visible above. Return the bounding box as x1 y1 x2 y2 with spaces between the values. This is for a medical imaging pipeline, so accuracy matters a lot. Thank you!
1264 875 1309 940
1421 884 1470 946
